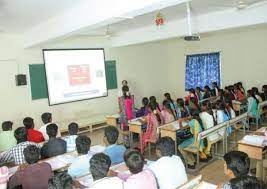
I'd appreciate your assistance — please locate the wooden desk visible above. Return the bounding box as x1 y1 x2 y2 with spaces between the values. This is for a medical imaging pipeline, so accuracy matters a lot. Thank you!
159 120 189 155
238 140 267 180
254 127 267 135
106 114 120 127
128 117 146 153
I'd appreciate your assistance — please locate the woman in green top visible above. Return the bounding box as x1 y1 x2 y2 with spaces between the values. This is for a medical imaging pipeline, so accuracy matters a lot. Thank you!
178 110 207 168
247 90 259 117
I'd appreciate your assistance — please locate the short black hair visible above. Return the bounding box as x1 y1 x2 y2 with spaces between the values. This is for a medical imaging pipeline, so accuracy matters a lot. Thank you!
68 122 79 135
104 126 119 144
23 145 40 164
223 151 250 178
46 123 58 138
124 149 144 174
14 127 28 143
230 176 265 189
156 137 175 157
76 135 91 154
48 172 73 189
90 153 111 181
2 121 13 131
41 112 52 124
23 117 34 129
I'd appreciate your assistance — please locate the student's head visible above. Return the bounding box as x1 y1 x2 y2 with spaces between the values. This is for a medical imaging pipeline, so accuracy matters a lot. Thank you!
124 149 144 174
48 172 73 189
14 127 28 144
252 87 259 95
142 97 149 107
216 100 225 110
164 93 172 100
223 151 250 178
201 101 208 111
196 87 202 93
149 96 157 103
189 88 195 95
237 82 243 88
41 112 52 124
68 122 79 135
76 135 91 155
90 153 111 181
23 145 40 164
122 80 128 86
247 90 253 97
212 82 218 88
156 137 175 158
122 85 130 98
218 89 224 96
2 121 13 131
23 117 34 129
177 98 185 107
46 124 58 139
262 85 267 93
162 100 171 110
230 176 264 189
104 126 119 145
204 85 210 92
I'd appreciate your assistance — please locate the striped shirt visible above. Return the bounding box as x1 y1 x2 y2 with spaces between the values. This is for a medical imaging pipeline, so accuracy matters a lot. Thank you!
0 141 40 165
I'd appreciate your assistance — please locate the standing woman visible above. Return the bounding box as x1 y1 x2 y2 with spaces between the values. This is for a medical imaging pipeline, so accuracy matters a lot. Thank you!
118 80 134 112
119 86 135 145
141 103 160 152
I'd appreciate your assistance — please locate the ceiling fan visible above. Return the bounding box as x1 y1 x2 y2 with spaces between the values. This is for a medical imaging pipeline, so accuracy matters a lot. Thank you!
209 0 267 10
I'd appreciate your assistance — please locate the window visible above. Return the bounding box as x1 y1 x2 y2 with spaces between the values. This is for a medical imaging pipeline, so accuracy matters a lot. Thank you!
185 52 221 90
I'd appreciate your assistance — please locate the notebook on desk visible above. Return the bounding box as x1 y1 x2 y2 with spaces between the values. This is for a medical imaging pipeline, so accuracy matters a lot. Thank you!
242 135 267 146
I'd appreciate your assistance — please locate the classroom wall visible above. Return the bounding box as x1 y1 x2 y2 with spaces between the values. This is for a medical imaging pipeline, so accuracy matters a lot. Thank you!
0 24 266 130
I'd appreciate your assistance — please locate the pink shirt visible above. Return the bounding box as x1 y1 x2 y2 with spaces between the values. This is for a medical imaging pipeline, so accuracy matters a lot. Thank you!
124 98 134 120
161 109 175 124
119 170 157 189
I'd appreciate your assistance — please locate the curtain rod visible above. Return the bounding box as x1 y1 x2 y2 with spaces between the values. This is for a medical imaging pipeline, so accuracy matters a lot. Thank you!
184 51 221 56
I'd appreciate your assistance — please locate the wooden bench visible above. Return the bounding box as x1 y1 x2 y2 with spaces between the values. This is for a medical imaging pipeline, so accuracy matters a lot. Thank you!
60 115 108 135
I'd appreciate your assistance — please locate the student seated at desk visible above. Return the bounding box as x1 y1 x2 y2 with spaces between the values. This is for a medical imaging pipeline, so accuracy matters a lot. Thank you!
48 172 73 189
0 127 40 165
261 85 267 101
0 166 8 189
200 102 219 158
179 110 208 169
229 175 265 189
64 122 79 152
23 117 44 143
211 82 220 96
225 87 236 101
216 101 231 136
117 149 157 189
89 153 123 189
103 126 126 164
9 145 53 189
136 97 149 117
149 96 162 112
195 87 203 101
234 84 245 102
68 135 92 178
252 87 263 103
225 99 236 119
203 86 212 99
39 112 61 141
237 82 246 96
218 151 250 189
141 103 160 152
149 137 188 189
0 121 17 152
247 90 259 118
40 124 66 159
188 97 200 112
176 98 190 118
164 92 177 115
161 100 176 124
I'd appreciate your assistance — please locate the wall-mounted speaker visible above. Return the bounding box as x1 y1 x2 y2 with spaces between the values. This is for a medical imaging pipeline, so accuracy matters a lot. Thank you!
15 74 27 86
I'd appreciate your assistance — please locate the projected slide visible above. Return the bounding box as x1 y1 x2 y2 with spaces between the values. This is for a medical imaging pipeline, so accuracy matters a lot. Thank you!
43 49 107 105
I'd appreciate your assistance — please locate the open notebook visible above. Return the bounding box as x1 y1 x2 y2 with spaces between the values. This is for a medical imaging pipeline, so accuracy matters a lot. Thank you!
243 135 267 146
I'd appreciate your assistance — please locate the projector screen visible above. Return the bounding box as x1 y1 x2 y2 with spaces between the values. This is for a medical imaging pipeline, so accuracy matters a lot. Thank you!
43 49 107 105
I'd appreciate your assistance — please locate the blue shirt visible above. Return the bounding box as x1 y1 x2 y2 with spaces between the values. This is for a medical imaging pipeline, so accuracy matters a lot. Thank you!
104 144 126 164
68 154 92 178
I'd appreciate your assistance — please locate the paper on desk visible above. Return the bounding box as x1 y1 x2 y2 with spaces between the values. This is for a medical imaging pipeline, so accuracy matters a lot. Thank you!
243 135 266 146
196 181 217 189
57 154 76 164
76 174 94 188
171 122 180 129
43 158 68 171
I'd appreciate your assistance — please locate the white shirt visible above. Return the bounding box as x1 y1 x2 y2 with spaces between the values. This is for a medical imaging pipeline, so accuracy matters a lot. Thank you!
64 135 78 152
39 123 61 141
149 155 188 189
118 87 133 97
89 177 123 189
200 112 220 141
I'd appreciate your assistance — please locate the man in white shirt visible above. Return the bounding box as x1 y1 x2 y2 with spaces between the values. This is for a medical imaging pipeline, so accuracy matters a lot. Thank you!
89 153 123 189
149 137 188 189
39 112 61 141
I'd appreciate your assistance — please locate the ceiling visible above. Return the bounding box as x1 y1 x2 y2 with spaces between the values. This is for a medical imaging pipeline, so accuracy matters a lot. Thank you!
0 0 265 34
71 0 266 36
0 0 83 33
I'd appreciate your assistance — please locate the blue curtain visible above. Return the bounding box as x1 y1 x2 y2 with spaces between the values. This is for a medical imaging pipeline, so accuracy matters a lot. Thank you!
185 52 221 90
